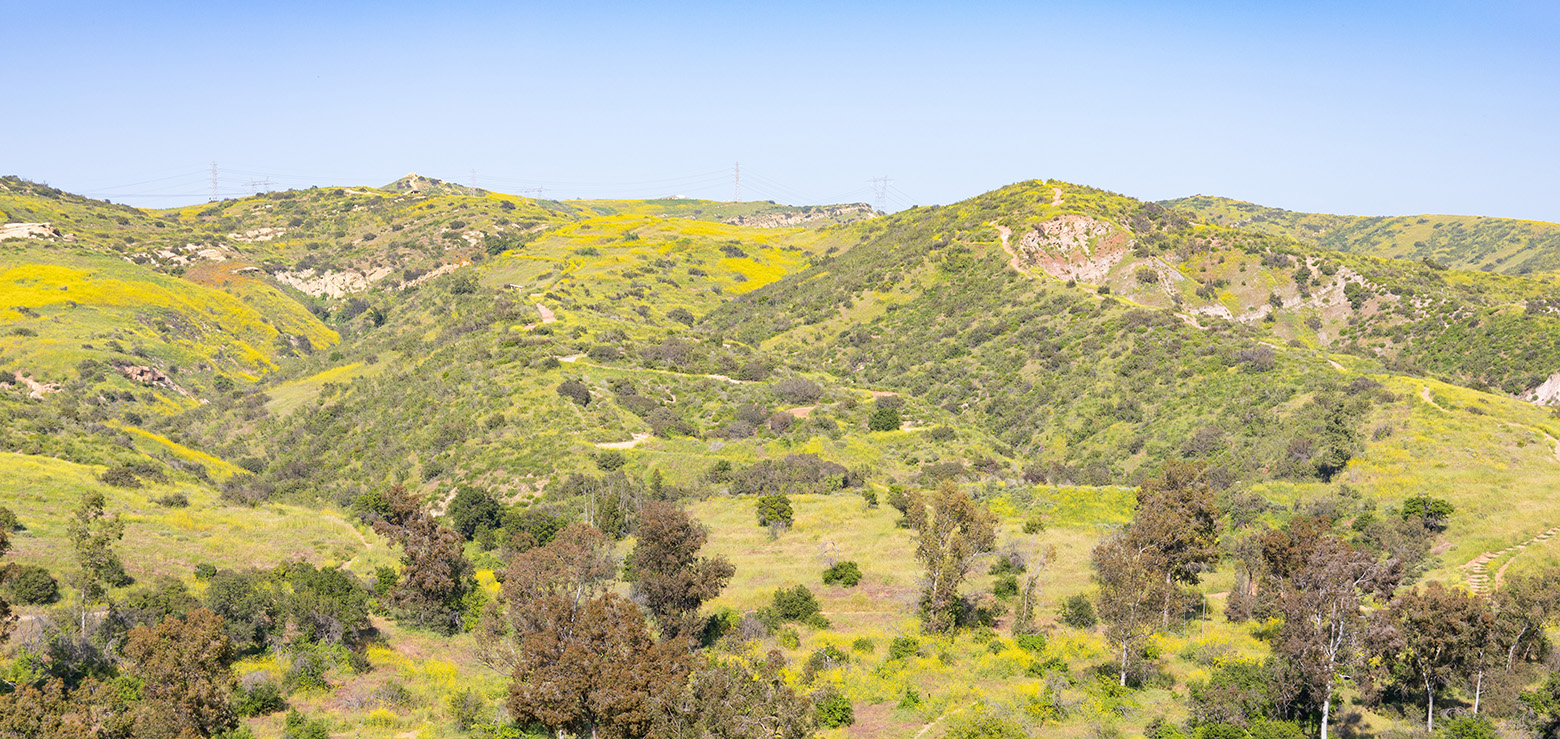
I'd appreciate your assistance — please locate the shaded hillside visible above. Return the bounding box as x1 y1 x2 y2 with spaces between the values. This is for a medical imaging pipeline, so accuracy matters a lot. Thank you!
1165 194 1560 275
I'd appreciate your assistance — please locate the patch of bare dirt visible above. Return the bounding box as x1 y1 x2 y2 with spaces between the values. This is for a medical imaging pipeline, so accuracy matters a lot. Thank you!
10 372 60 399
785 406 814 419
596 432 651 450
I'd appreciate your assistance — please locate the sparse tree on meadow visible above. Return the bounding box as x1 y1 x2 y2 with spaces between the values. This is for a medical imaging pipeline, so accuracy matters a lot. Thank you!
65 491 125 638
904 482 997 633
1372 581 1484 733
123 608 239 739
630 501 734 644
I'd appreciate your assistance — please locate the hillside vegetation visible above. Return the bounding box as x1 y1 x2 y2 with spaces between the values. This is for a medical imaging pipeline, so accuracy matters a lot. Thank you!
4 176 1560 739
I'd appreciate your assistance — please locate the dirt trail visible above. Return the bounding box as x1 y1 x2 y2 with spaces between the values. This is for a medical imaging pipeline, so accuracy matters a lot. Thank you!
1051 187 1064 206
991 222 1032 276
914 702 978 739
596 432 651 450
1461 526 1560 594
10 372 60 399
535 303 556 323
1419 386 1448 411
785 406 814 418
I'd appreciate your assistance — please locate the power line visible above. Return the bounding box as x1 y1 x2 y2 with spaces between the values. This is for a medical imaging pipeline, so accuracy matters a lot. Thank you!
209 162 219 202
869 176 890 213
733 162 740 202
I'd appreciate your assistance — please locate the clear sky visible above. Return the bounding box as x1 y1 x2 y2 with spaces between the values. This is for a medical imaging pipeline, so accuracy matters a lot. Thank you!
3 1 1556 220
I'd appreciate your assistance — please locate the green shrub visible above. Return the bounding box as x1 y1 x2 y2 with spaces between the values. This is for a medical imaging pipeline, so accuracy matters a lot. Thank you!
1059 594 1097 628
1014 634 1047 653
888 635 920 661
556 379 591 406
447 688 485 731
868 406 901 432
772 584 820 622
852 636 875 654
594 450 626 471
282 709 330 739
1248 721 1307 739
5 564 58 604
1435 716 1498 739
822 560 862 587
942 706 1027 739
816 689 855 729
0 506 19 531
755 494 794 528
234 675 286 717
193 563 217 581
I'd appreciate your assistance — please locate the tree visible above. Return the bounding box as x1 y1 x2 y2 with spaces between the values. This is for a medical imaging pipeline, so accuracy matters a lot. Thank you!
1273 535 1398 739
0 526 13 645
1374 582 1484 733
868 405 901 432
1131 461 1221 626
1093 527 1173 686
372 486 474 634
123 608 239 739
65 491 125 638
662 652 816 739
445 485 503 540
904 483 998 632
491 524 689 739
630 501 734 643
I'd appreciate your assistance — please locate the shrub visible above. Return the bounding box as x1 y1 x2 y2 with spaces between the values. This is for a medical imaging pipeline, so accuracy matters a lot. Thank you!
889 635 921 661
283 710 330 739
822 560 862 587
852 637 875 654
1022 514 1047 534
868 406 901 432
593 450 626 471
774 377 823 404
755 494 794 528
154 492 189 508
772 584 821 622
928 425 956 442
1014 634 1047 653
1436 716 1498 739
100 466 141 488
942 706 1027 739
194 563 217 581
0 506 19 531
816 689 855 729
447 689 485 731
556 379 591 406
1248 721 1307 739
5 564 59 604
1059 594 1097 628
234 674 286 717
1402 495 1456 531
666 307 696 326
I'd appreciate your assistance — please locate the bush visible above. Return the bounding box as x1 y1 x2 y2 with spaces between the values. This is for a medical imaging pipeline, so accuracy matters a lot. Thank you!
822 560 862 587
447 688 485 731
234 674 286 717
1059 594 1097 628
888 635 920 661
4 564 59 604
666 307 696 326
154 492 189 508
99 466 141 488
1014 634 1046 653
556 379 591 406
868 406 901 432
772 584 821 622
942 706 1027 739
194 563 217 581
594 450 626 471
852 637 875 654
1436 716 1498 739
816 689 855 729
774 377 822 404
755 494 794 528
0 506 19 531
1248 721 1307 739
283 710 330 739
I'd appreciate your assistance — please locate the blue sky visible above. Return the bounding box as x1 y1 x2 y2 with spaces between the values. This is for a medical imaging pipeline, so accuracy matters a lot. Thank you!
3 1 1556 220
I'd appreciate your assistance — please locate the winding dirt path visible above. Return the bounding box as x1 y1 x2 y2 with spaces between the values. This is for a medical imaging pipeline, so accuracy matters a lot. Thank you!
1419 386 1448 411
595 432 651 450
1051 187 1064 206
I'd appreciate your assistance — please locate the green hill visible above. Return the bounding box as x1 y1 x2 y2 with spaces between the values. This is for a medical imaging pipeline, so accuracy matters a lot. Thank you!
1164 194 1560 275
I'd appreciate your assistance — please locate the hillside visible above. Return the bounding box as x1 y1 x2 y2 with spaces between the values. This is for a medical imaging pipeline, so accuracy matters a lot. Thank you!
1165 194 1560 275
7 176 1560 739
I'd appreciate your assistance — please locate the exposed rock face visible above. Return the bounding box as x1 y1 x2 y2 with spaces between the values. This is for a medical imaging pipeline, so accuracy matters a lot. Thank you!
131 242 240 268
0 222 60 240
272 266 396 298
723 203 877 228
9 372 59 399
1526 371 1560 406
228 227 287 242
382 173 487 197
1013 215 1129 283
117 364 190 396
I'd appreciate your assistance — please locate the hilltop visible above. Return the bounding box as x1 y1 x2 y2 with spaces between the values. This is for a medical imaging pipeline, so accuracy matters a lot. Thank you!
1165 194 1560 275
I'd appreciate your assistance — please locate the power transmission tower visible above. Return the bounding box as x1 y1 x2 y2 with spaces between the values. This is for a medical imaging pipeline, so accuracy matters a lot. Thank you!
522 187 549 199
246 177 275 194
209 162 219 202
470 168 478 191
869 176 890 213
733 162 741 202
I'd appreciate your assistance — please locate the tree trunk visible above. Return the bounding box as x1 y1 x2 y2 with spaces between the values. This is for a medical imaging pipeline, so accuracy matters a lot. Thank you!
1474 669 1483 714
1120 640 1128 687
1321 684 1333 739
1426 681 1435 733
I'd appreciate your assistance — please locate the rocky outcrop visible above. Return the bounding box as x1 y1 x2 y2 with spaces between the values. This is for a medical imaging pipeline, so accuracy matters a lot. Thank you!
117 364 190 396
1525 371 1560 406
272 266 396 298
228 227 287 242
0 222 60 240
1013 215 1129 283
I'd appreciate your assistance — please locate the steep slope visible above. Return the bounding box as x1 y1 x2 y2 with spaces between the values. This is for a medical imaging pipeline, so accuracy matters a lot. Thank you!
1165 194 1560 275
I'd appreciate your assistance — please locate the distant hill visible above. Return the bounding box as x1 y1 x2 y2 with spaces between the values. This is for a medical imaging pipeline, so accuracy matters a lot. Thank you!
1164 194 1560 275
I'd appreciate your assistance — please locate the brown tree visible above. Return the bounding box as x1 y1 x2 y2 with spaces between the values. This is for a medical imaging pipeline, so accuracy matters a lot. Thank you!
0 526 14 645
0 677 134 739
490 524 689 739
661 651 816 739
123 608 239 739
1273 535 1398 739
373 485 474 633
903 483 997 632
630 501 734 644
